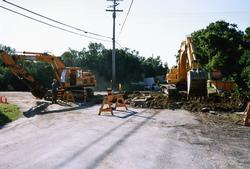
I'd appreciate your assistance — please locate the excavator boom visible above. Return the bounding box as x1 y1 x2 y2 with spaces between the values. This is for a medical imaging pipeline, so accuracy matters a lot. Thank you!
166 37 207 98
13 52 66 86
0 50 96 101
0 50 47 98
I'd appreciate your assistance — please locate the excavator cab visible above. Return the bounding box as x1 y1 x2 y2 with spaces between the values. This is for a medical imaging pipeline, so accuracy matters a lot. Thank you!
69 69 77 86
60 67 96 88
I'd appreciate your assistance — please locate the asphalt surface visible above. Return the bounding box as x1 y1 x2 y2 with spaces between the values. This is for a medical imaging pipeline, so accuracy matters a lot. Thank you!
0 92 249 169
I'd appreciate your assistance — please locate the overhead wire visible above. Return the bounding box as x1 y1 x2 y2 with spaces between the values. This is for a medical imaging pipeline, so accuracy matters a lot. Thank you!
115 41 123 48
3 0 111 40
117 0 134 39
0 5 111 42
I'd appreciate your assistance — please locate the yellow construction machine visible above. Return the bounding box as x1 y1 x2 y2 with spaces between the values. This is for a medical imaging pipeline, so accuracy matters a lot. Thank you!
0 50 96 101
166 37 207 98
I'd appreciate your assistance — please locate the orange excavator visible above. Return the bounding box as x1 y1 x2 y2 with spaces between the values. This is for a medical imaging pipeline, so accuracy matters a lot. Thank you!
0 50 96 101
166 37 207 98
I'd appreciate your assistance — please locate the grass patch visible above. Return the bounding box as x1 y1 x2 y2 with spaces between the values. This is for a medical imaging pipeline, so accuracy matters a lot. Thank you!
0 104 21 126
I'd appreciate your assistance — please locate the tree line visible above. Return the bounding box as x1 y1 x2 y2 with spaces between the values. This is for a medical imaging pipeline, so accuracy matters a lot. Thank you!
0 20 249 99
191 20 250 99
0 43 168 91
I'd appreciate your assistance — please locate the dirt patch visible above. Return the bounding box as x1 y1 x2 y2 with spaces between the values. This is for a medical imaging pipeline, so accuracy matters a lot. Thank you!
127 91 245 111
182 92 245 112
126 91 182 109
0 92 249 169
126 91 247 125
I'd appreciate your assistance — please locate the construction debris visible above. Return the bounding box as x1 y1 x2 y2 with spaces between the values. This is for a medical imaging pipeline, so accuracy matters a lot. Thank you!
126 91 181 109
125 91 248 126
126 91 245 113
182 92 245 112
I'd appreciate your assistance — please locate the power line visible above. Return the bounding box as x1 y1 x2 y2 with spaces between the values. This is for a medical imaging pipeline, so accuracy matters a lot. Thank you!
117 0 134 39
115 41 123 48
3 0 111 39
0 5 111 42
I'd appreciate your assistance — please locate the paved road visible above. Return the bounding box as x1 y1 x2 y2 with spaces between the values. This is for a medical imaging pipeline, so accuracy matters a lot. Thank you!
0 92 249 169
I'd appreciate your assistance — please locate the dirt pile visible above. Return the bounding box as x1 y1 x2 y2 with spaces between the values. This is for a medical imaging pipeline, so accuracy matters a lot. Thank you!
126 92 179 109
182 92 245 112
127 91 245 113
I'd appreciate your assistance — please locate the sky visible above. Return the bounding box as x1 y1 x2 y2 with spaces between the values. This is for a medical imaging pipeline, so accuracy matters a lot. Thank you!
0 0 250 67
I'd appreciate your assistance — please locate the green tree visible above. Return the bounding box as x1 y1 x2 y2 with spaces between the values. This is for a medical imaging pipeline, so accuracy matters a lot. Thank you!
0 45 21 91
115 49 143 83
0 45 15 54
1 42 169 91
191 21 250 99
238 27 250 99
141 56 167 77
191 20 244 76
244 27 250 41
61 48 81 67
61 43 169 90
239 50 250 98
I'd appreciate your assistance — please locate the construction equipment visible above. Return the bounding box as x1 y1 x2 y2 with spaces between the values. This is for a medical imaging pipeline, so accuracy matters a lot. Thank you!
208 69 236 92
0 50 96 101
166 37 207 98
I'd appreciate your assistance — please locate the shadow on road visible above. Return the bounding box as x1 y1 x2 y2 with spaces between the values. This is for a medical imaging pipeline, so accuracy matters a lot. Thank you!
51 109 159 169
85 110 160 169
114 109 156 120
113 110 138 118
23 101 96 118
0 112 12 129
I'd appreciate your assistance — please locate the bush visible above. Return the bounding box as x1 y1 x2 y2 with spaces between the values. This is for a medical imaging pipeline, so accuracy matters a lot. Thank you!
0 104 21 126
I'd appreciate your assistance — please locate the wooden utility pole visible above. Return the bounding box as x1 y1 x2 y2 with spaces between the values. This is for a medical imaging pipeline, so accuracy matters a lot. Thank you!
106 0 123 90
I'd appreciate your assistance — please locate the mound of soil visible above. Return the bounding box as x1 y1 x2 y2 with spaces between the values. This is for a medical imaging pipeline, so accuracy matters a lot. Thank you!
127 91 246 113
182 93 245 112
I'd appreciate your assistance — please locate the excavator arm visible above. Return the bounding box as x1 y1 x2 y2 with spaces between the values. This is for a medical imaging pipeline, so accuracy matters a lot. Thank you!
0 50 47 98
166 37 207 98
12 52 96 88
1 50 96 101
185 37 207 97
13 51 66 87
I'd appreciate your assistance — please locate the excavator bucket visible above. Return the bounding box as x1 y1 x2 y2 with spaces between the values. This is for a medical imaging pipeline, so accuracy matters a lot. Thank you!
187 69 208 98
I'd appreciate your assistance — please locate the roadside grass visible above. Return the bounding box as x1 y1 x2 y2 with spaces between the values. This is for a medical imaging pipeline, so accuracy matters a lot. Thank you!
0 104 21 126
